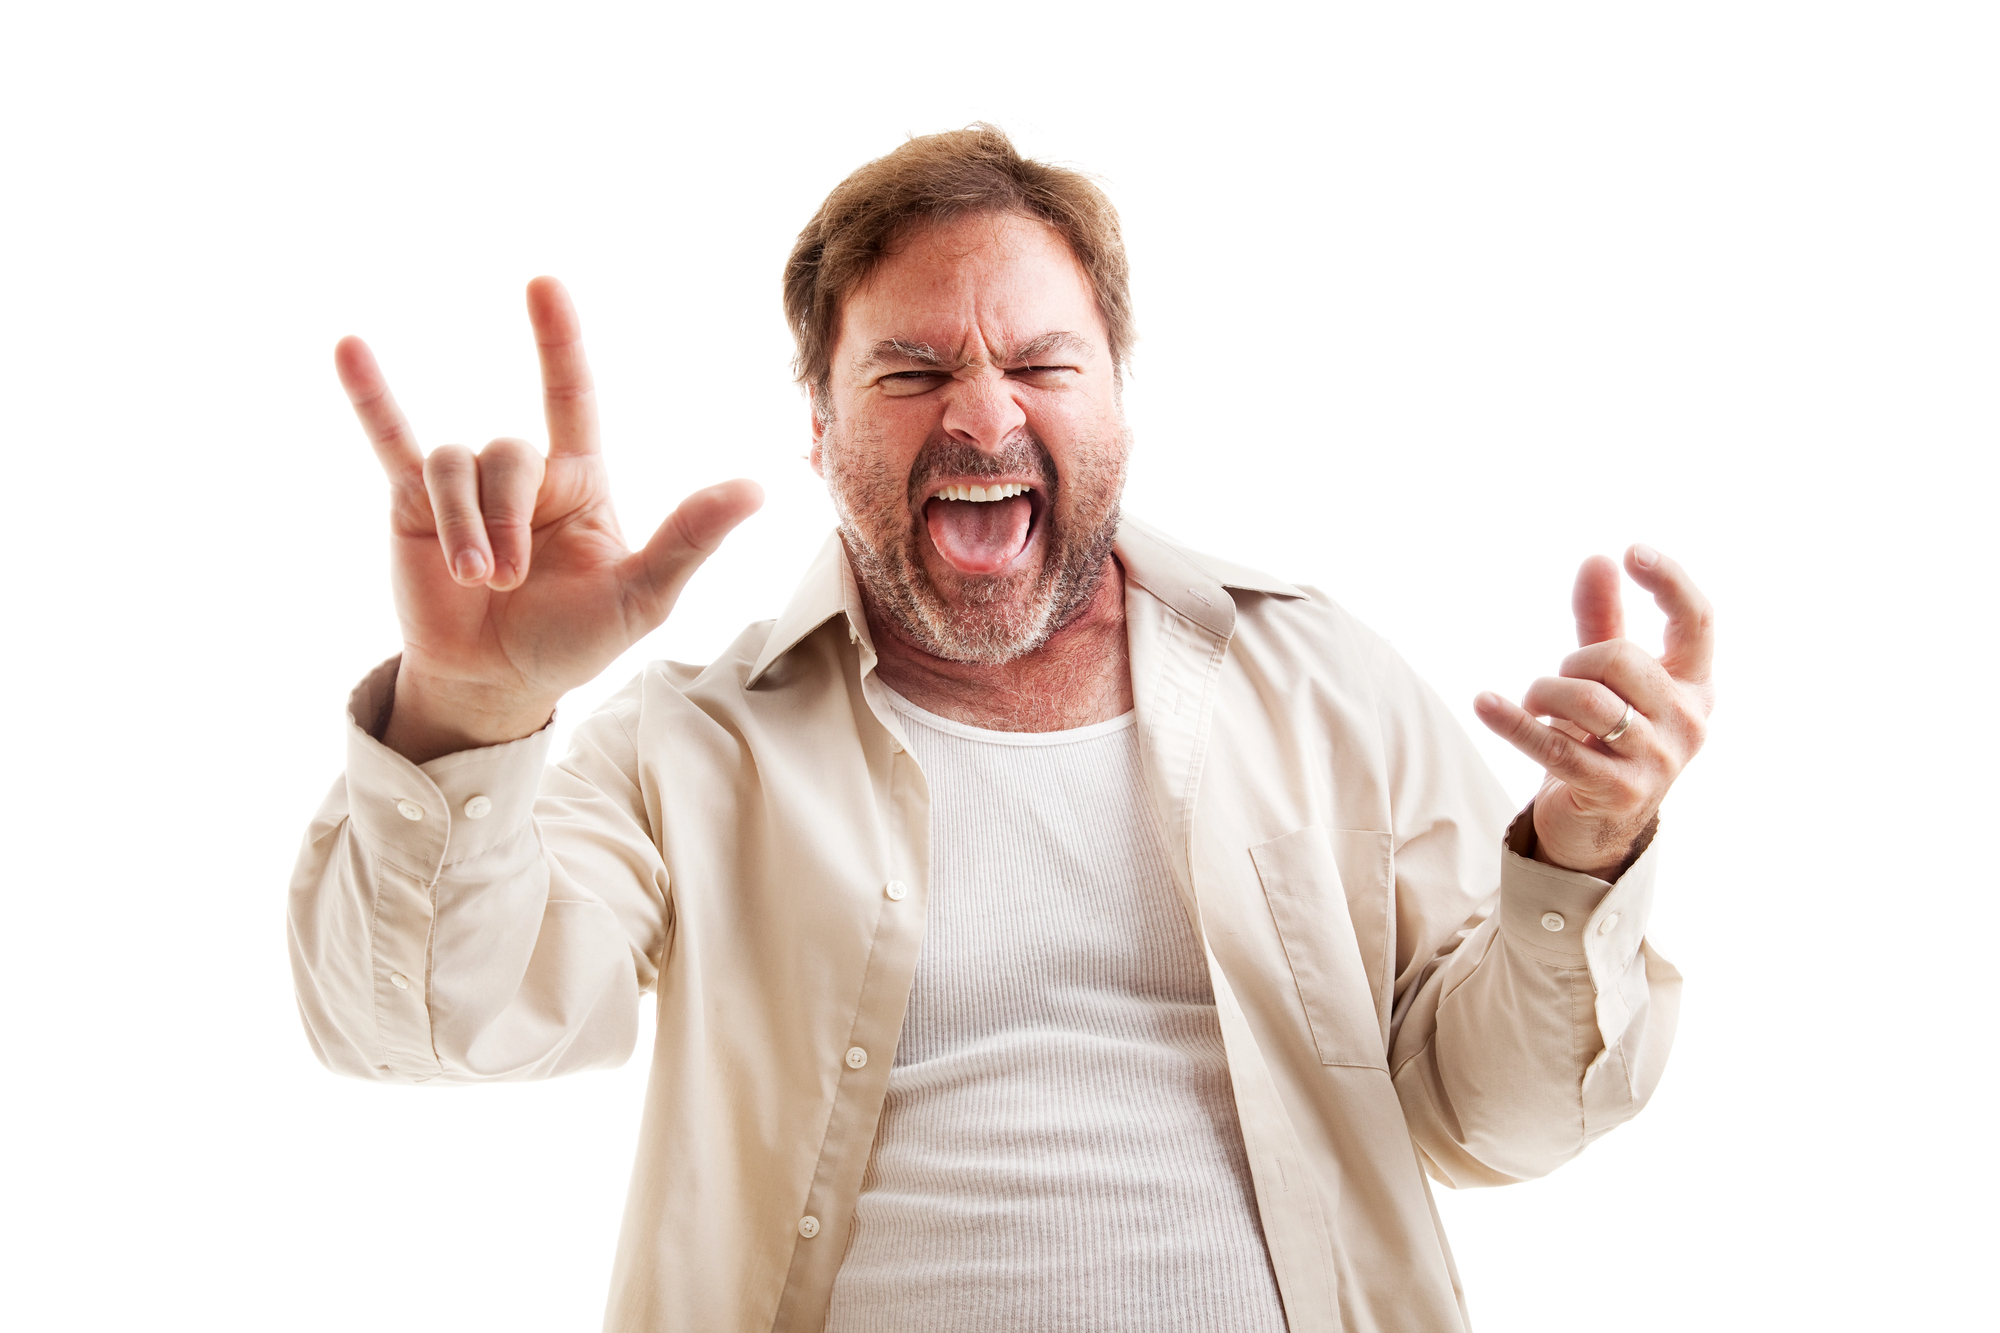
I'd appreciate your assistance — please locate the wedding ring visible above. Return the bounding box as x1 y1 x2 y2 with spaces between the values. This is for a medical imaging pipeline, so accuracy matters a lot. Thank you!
1601 703 1636 743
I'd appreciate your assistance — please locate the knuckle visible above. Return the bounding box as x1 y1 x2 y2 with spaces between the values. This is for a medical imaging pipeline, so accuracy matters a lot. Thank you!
1531 723 1569 765
1605 773 1645 809
437 510 484 541
1682 707 1710 749
667 505 715 556
423 445 472 483
1560 646 1604 679
480 435 536 465
387 458 427 497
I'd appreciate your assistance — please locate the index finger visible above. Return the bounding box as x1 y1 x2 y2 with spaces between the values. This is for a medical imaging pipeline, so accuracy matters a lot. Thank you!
526 276 601 459
1625 543 1715 684
334 335 423 479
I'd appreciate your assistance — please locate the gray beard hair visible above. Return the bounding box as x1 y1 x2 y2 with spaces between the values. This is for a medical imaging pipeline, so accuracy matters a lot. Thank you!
823 427 1125 666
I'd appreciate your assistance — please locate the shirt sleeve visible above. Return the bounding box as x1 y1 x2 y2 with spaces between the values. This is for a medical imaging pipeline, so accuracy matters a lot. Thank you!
287 657 668 1083
1370 641 1684 1188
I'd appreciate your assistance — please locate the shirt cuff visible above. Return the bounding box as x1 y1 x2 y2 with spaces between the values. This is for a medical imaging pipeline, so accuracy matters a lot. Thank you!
342 656 557 882
1496 805 1658 973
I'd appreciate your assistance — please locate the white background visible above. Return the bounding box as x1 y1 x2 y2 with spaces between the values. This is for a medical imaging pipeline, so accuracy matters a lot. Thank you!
3 3 1992 1329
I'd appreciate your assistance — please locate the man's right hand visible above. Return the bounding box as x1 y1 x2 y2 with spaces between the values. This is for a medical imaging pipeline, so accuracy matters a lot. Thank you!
336 276 763 764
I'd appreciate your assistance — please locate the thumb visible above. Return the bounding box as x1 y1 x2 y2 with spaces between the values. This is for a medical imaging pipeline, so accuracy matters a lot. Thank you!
619 479 765 625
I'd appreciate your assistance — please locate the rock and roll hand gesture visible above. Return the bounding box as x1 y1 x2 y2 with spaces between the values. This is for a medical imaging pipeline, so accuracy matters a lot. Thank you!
1473 548 1716 880
336 277 763 764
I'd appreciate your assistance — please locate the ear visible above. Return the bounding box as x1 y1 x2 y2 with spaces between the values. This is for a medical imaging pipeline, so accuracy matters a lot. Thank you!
807 394 826 477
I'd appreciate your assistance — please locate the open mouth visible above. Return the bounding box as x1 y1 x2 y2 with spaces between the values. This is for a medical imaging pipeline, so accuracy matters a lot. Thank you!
921 481 1046 575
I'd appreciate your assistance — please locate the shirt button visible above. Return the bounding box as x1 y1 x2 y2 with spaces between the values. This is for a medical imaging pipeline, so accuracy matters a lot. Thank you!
1598 912 1621 936
395 799 425 821
390 973 410 990
845 1047 868 1069
888 738 903 754
797 1215 820 1239
463 795 492 820
1541 912 1566 932
885 880 908 901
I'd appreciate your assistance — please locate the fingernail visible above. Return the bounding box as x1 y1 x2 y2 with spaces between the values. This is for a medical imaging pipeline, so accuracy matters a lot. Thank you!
1632 543 1660 568
1475 691 1501 710
455 550 486 582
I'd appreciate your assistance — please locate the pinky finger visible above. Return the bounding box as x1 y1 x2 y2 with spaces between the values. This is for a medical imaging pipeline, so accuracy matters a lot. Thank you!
1474 691 1615 786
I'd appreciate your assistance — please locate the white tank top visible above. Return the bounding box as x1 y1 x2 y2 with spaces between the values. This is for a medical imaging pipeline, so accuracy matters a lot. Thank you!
822 688 1289 1332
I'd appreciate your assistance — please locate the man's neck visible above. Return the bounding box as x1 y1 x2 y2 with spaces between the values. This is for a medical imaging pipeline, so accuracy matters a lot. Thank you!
863 558 1133 733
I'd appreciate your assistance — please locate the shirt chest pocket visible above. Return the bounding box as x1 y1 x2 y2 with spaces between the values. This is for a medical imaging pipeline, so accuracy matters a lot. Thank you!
1250 825 1391 1071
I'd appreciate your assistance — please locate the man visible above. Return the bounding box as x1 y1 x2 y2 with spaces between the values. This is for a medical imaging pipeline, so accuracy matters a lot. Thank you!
292 125 1711 1332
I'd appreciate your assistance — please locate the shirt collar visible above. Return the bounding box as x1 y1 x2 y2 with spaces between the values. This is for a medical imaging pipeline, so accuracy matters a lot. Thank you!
1112 515 1305 639
743 518 1305 687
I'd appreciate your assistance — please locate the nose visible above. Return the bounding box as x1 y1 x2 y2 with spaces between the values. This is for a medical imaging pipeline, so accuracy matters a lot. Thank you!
938 371 1027 453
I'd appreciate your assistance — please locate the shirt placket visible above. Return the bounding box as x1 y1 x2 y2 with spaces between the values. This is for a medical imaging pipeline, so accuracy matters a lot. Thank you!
1128 581 1342 1333
769 643 933 1331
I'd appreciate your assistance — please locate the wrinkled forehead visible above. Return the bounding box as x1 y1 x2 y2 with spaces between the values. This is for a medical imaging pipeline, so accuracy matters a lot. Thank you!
833 212 1109 369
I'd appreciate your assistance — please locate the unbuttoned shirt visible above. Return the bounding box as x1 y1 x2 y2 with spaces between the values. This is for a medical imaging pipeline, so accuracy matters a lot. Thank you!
288 519 1681 1333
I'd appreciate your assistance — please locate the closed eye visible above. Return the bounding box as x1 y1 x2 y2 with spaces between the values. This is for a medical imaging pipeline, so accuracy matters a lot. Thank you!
876 370 948 395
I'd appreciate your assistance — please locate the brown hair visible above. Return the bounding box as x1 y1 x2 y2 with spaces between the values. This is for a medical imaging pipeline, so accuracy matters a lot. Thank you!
783 124 1134 410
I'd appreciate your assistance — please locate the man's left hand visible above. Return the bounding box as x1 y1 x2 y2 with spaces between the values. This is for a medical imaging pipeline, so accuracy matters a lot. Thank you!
1474 544 1716 880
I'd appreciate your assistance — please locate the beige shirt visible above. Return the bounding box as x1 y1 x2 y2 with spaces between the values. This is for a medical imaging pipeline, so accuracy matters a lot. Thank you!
288 519 1680 1333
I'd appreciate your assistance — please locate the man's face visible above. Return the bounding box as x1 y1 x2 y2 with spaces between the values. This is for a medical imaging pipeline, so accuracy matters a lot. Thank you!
810 211 1129 665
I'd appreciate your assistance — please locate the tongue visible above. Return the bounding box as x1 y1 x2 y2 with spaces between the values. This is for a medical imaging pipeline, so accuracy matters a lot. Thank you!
926 496 1034 574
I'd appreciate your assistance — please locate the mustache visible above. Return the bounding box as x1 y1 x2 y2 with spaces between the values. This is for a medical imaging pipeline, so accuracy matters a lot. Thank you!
905 432 1057 507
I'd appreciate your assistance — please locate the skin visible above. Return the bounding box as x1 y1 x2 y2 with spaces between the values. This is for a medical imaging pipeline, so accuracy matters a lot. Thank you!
333 279 763 765
336 227 1714 880
1475 547 1716 879
808 212 1133 731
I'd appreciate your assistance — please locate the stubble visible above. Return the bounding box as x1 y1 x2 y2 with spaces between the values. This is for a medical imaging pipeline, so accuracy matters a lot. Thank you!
821 421 1128 665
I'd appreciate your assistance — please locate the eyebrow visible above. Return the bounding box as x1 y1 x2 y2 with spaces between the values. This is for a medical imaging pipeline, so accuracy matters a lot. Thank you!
857 331 1094 373
861 338 946 369
1006 331 1093 363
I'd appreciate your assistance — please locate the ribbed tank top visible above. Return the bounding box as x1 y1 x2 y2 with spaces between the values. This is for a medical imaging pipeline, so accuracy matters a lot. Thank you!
821 689 1289 1332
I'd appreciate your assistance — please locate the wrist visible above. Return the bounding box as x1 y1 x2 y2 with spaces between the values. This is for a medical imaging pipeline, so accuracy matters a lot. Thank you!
1528 811 1660 881
379 658 557 763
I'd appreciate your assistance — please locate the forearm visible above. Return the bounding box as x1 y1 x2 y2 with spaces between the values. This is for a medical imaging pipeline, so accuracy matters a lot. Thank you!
288 659 659 1083
1389 812 1680 1186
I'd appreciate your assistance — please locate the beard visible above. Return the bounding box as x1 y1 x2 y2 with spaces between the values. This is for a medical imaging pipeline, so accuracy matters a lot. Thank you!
820 419 1128 665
